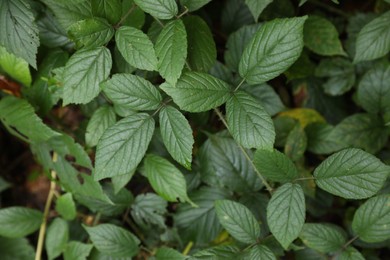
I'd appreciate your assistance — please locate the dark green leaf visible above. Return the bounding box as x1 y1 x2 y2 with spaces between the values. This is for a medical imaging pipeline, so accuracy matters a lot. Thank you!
284 124 307 161
245 0 273 21
240 245 276 260
221 0 254 34
0 207 43 238
0 237 35 260
134 0 177 20
91 0 121 24
305 123 344 154
180 0 211 11
45 218 69 260
36 11 72 48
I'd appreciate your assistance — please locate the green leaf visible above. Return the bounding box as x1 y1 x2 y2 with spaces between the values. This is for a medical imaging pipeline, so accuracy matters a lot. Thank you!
240 245 276 260
215 200 260 244
221 0 254 34
55 193 77 221
0 177 11 193
183 16 217 72
68 18 114 49
267 183 305 249
299 223 347 253
144 154 195 206
37 11 72 48
64 241 93 260
0 96 59 143
336 246 364 260
354 11 390 63
245 0 273 21
134 0 177 20
115 26 158 71
192 245 240 259
254 149 299 183
357 63 390 114
0 0 39 68
84 223 140 257
121 0 145 29
45 218 69 260
239 16 307 84
112 171 135 194
159 106 194 169
226 91 275 149
180 0 211 11
352 194 390 243
156 247 186 260
160 72 231 112
0 237 35 260
155 19 187 84
95 113 155 180
102 74 162 111
0 46 31 86
305 123 344 154
86 106 116 147
314 148 389 199
63 46 112 105
0 207 43 238
91 0 121 24
315 58 355 96
304 16 346 56
284 124 308 162
131 193 167 229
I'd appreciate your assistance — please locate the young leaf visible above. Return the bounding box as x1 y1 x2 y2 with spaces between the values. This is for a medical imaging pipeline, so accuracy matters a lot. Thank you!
0 0 39 68
102 73 162 111
131 193 167 229
94 113 155 180
299 223 346 253
354 11 390 63
84 223 140 257
352 194 390 243
64 241 93 260
226 91 275 150
0 207 43 238
91 0 121 24
63 46 112 105
134 0 177 20
160 72 231 112
239 16 307 84
0 46 31 86
144 154 195 206
115 26 158 71
55 193 77 221
314 148 389 199
267 183 305 249
159 106 194 169
241 245 276 260
85 106 116 147
253 149 299 183
215 200 260 244
155 19 187 84
245 0 273 21
45 218 69 260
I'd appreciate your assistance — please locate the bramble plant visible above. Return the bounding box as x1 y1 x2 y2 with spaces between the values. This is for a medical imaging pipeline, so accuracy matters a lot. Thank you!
0 0 389 259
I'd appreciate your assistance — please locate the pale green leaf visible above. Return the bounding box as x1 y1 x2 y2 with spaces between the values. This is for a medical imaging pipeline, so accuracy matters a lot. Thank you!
0 237 35 260
160 72 231 112
226 91 275 149
352 194 390 243
84 223 140 257
134 0 177 20
180 0 211 11
91 0 121 24
159 106 194 169
267 183 305 249
102 74 162 111
0 207 43 238
0 46 31 86
239 16 307 84
94 113 155 180
192 245 240 259
115 26 158 71
112 171 135 194
55 193 77 221
215 200 260 244
63 46 112 105
314 148 389 199
240 245 276 260
86 106 116 147
245 0 273 21
45 218 69 260
131 193 167 229
155 19 187 84
64 241 93 260
0 0 39 68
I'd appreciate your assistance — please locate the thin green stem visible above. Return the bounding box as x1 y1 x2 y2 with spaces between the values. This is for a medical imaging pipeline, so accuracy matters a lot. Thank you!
124 215 147 245
154 17 165 28
114 4 136 29
182 241 194 255
294 176 315 182
234 78 246 92
308 0 349 18
177 6 189 19
332 235 359 259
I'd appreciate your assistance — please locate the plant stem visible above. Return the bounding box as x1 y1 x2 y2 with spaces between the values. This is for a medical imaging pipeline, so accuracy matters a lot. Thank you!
331 235 359 259
234 78 246 92
154 17 165 28
35 153 58 260
114 4 136 29
213 108 273 194
177 6 189 19
308 0 349 18
182 241 193 255
294 176 315 182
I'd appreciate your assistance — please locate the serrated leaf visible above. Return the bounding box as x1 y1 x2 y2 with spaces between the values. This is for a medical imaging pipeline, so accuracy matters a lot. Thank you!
226 91 275 149
156 19 187 84
254 149 299 183
91 0 121 24
245 0 273 21
45 218 69 260
68 18 114 49
159 106 194 169
352 194 390 243
115 26 158 71
215 200 260 244
180 0 211 11
284 124 307 162
131 193 167 229
121 0 145 29
112 171 135 194
86 106 116 147
314 148 389 199
37 11 72 48
240 245 276 260
134 0 177 20
0 96 59 143
63 46 112 105
354 11 390 63
156 247 186 260
192 245 240 259
55 193 77 221
0 237 35 260
94 113 155 180
64 241 93 260
145 154 195 206
239 16 307 84
304 16 346 56
0 46 31 86
221 0 254 34
267 183 305 249
102 74 162 111
299 223 346 253
84 223 140 257
305 123 344 155
0 0 39 68
0 207 43 238
183 16 217 72
335 246 364 260
160 72 231 112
